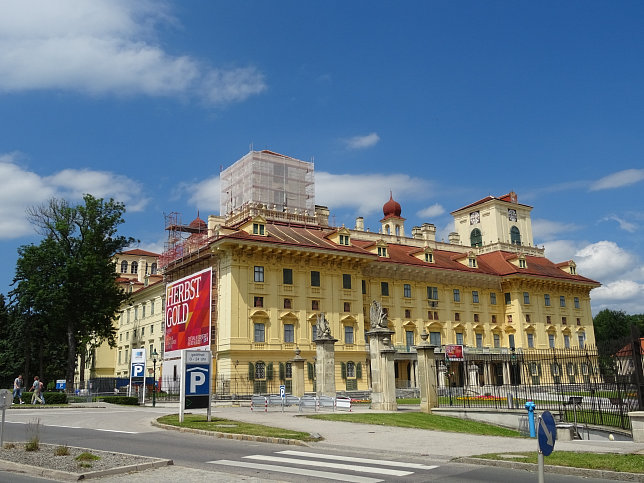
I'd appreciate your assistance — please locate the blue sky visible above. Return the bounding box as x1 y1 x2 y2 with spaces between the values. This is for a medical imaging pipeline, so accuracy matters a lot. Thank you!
1 1 643 314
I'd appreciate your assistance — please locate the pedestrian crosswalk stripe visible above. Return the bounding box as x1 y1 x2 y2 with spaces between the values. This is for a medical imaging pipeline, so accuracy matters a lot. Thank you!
209 459 383 483
277 450 439 470
244 454 413 476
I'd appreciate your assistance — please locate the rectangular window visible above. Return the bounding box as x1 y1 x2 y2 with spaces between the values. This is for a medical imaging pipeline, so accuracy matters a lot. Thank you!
544 294 551 306
472 291 479 303
578 334 585 348
576 318 581 326
491 315 497 323
311 271 320 287
430 331 441 346
283 268 293 285
339 234 349 245
381 282 389 296
548 333 555 348
474 314 479 322
150 300 155 316
345 326 354 344
406 330 414 348
525 314 531 323
284 298 292 309
476 333 483 348
504 292 511 305
564 334 570 348
284 324 294 343
453 289 460 302
523 292 530 304
377 246 387 257
404 309 411 318
149 344 153 355
344 302 351 312
253 223 265 235
254 323 265 342
490 292 497 305
527 333 534 348
361 280 366 294
150 324 154 334
428 311 434 320
427 286 438 300
161 342 164 354
509 334 515 348
254 266 264 282
342 274 352 290
312 300 319 311
118 350 122 364
120 333 123 342
454 312 460 321
425 253 434 263
562 317 567 325
254 296 263 307
134 307 138 320
560 296 566 307
141 327 145 336
142 305 146 318
507 315 513 323
574 297 580 309
403 283 412 298
493 333 500 348
456 332 464 345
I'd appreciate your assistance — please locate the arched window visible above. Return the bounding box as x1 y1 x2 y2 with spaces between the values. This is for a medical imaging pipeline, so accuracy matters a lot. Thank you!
385 225 390 235
510 226 521 245
470 228 482 247
120 261 128 273
151 263 157 275
395 225 400 236
131 261 138 274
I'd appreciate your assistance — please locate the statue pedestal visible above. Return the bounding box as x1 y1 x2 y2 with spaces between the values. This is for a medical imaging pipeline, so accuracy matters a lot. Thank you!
415 335 438 413
314 337 338 398
290 348 306 397
367 328 397 411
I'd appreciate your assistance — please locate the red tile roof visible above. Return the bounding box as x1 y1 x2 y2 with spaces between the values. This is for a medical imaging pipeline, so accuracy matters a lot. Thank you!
120 249 160 257
451 193 532 213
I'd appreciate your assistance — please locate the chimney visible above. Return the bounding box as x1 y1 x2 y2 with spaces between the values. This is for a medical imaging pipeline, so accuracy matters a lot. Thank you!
315 205 330 227
421 223 436 242
355 217 364 231
411 226 422 239
448 232 460 245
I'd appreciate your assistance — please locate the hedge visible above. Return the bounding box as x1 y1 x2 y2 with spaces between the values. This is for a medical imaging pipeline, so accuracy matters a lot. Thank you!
15 391 68 405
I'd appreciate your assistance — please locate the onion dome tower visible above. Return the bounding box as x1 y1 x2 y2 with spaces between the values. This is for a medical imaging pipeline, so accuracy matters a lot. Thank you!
380 192 405 237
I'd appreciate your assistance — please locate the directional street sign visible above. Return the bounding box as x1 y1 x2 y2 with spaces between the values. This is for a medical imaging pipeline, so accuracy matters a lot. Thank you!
0 389 11 410
538 410 556 456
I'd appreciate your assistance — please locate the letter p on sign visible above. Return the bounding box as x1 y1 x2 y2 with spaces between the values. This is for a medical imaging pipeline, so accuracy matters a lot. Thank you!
186 366 209 395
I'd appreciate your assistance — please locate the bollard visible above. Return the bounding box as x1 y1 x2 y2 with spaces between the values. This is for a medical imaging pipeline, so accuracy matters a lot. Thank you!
525 400 536 438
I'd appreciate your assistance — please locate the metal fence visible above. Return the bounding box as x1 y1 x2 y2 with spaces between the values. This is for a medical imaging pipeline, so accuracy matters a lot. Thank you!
436 341 643 430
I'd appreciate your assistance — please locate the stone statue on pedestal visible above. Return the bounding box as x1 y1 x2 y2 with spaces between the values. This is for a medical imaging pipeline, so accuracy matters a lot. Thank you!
316 312 332 340
369 300 389 330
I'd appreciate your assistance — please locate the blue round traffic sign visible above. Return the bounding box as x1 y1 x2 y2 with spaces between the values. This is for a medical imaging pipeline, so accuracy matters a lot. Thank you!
538 410 557 456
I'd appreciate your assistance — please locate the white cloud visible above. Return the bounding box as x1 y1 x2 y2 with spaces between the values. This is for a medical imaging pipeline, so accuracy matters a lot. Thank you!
575 241 637 282
417 203 445 218
315 172 428 215
532 219 580 241
0 1 266 105
601 215 637 233
0 153 148 240
542 240 581 264
590 169 644 191
591 280 643 302
344 133 380 150
183 176 220 213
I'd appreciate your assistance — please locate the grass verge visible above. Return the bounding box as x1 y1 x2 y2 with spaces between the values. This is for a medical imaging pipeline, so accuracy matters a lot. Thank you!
306 412 521 437
474 451 644 473
157 414 319 441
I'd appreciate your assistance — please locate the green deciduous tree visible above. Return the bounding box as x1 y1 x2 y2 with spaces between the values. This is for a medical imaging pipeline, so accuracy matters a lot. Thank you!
10 195 135 390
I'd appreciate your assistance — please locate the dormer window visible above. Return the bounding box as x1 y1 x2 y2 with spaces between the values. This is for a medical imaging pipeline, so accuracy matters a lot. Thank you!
468 256 477 268
519 258 527 269
339 234 350 246
253 223 265 235
378 246 387 257
425 252 434 263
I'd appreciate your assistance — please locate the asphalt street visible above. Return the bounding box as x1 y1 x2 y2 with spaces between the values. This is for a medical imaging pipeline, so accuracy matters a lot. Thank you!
0 404 638 482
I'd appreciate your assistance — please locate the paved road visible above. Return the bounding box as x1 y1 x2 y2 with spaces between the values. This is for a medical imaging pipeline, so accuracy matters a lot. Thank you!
1 403 640 482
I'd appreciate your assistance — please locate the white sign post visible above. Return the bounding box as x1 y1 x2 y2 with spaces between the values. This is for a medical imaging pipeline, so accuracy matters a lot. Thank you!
179 349 212 423
0 389 13 447
129 348 146 403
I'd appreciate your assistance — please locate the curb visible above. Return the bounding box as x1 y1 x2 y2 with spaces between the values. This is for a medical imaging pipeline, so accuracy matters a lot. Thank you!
151 420 312 446
0 447 172 481
456 457 643 482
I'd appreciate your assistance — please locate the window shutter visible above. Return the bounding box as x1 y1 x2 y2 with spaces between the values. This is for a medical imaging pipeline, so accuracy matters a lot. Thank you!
356 362 362 379
279 362 285 381
266 362 274 380
248 362 255 381
341 362 346 380
307 362 314 380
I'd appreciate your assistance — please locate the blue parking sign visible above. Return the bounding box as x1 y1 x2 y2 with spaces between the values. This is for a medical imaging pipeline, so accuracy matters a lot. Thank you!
131 362 145 379
185 364 209 395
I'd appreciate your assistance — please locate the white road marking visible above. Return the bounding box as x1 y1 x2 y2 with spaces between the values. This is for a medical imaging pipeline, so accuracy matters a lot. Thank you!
278 450 438 470
7 422 138 434
209 460 383 483
243 455 412 476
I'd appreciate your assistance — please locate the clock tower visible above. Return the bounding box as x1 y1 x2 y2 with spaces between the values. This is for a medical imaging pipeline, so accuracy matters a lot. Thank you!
450 191 534 249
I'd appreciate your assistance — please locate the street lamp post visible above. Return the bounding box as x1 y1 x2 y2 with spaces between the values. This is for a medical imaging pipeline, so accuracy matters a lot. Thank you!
152 349 159 408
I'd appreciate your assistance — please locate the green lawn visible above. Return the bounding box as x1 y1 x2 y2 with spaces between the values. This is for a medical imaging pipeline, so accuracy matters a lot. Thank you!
306 412 521 437
157 414 319 441
475 451 644 473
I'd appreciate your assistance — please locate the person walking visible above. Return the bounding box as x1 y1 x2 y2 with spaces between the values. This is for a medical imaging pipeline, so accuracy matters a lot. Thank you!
13 374 24 404
31 375 44 405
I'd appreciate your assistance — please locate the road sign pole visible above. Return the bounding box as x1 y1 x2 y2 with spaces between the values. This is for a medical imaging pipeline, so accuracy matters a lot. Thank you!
207 353 212 422
1 408 5 447
179 351 186 423
537 414 544 483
